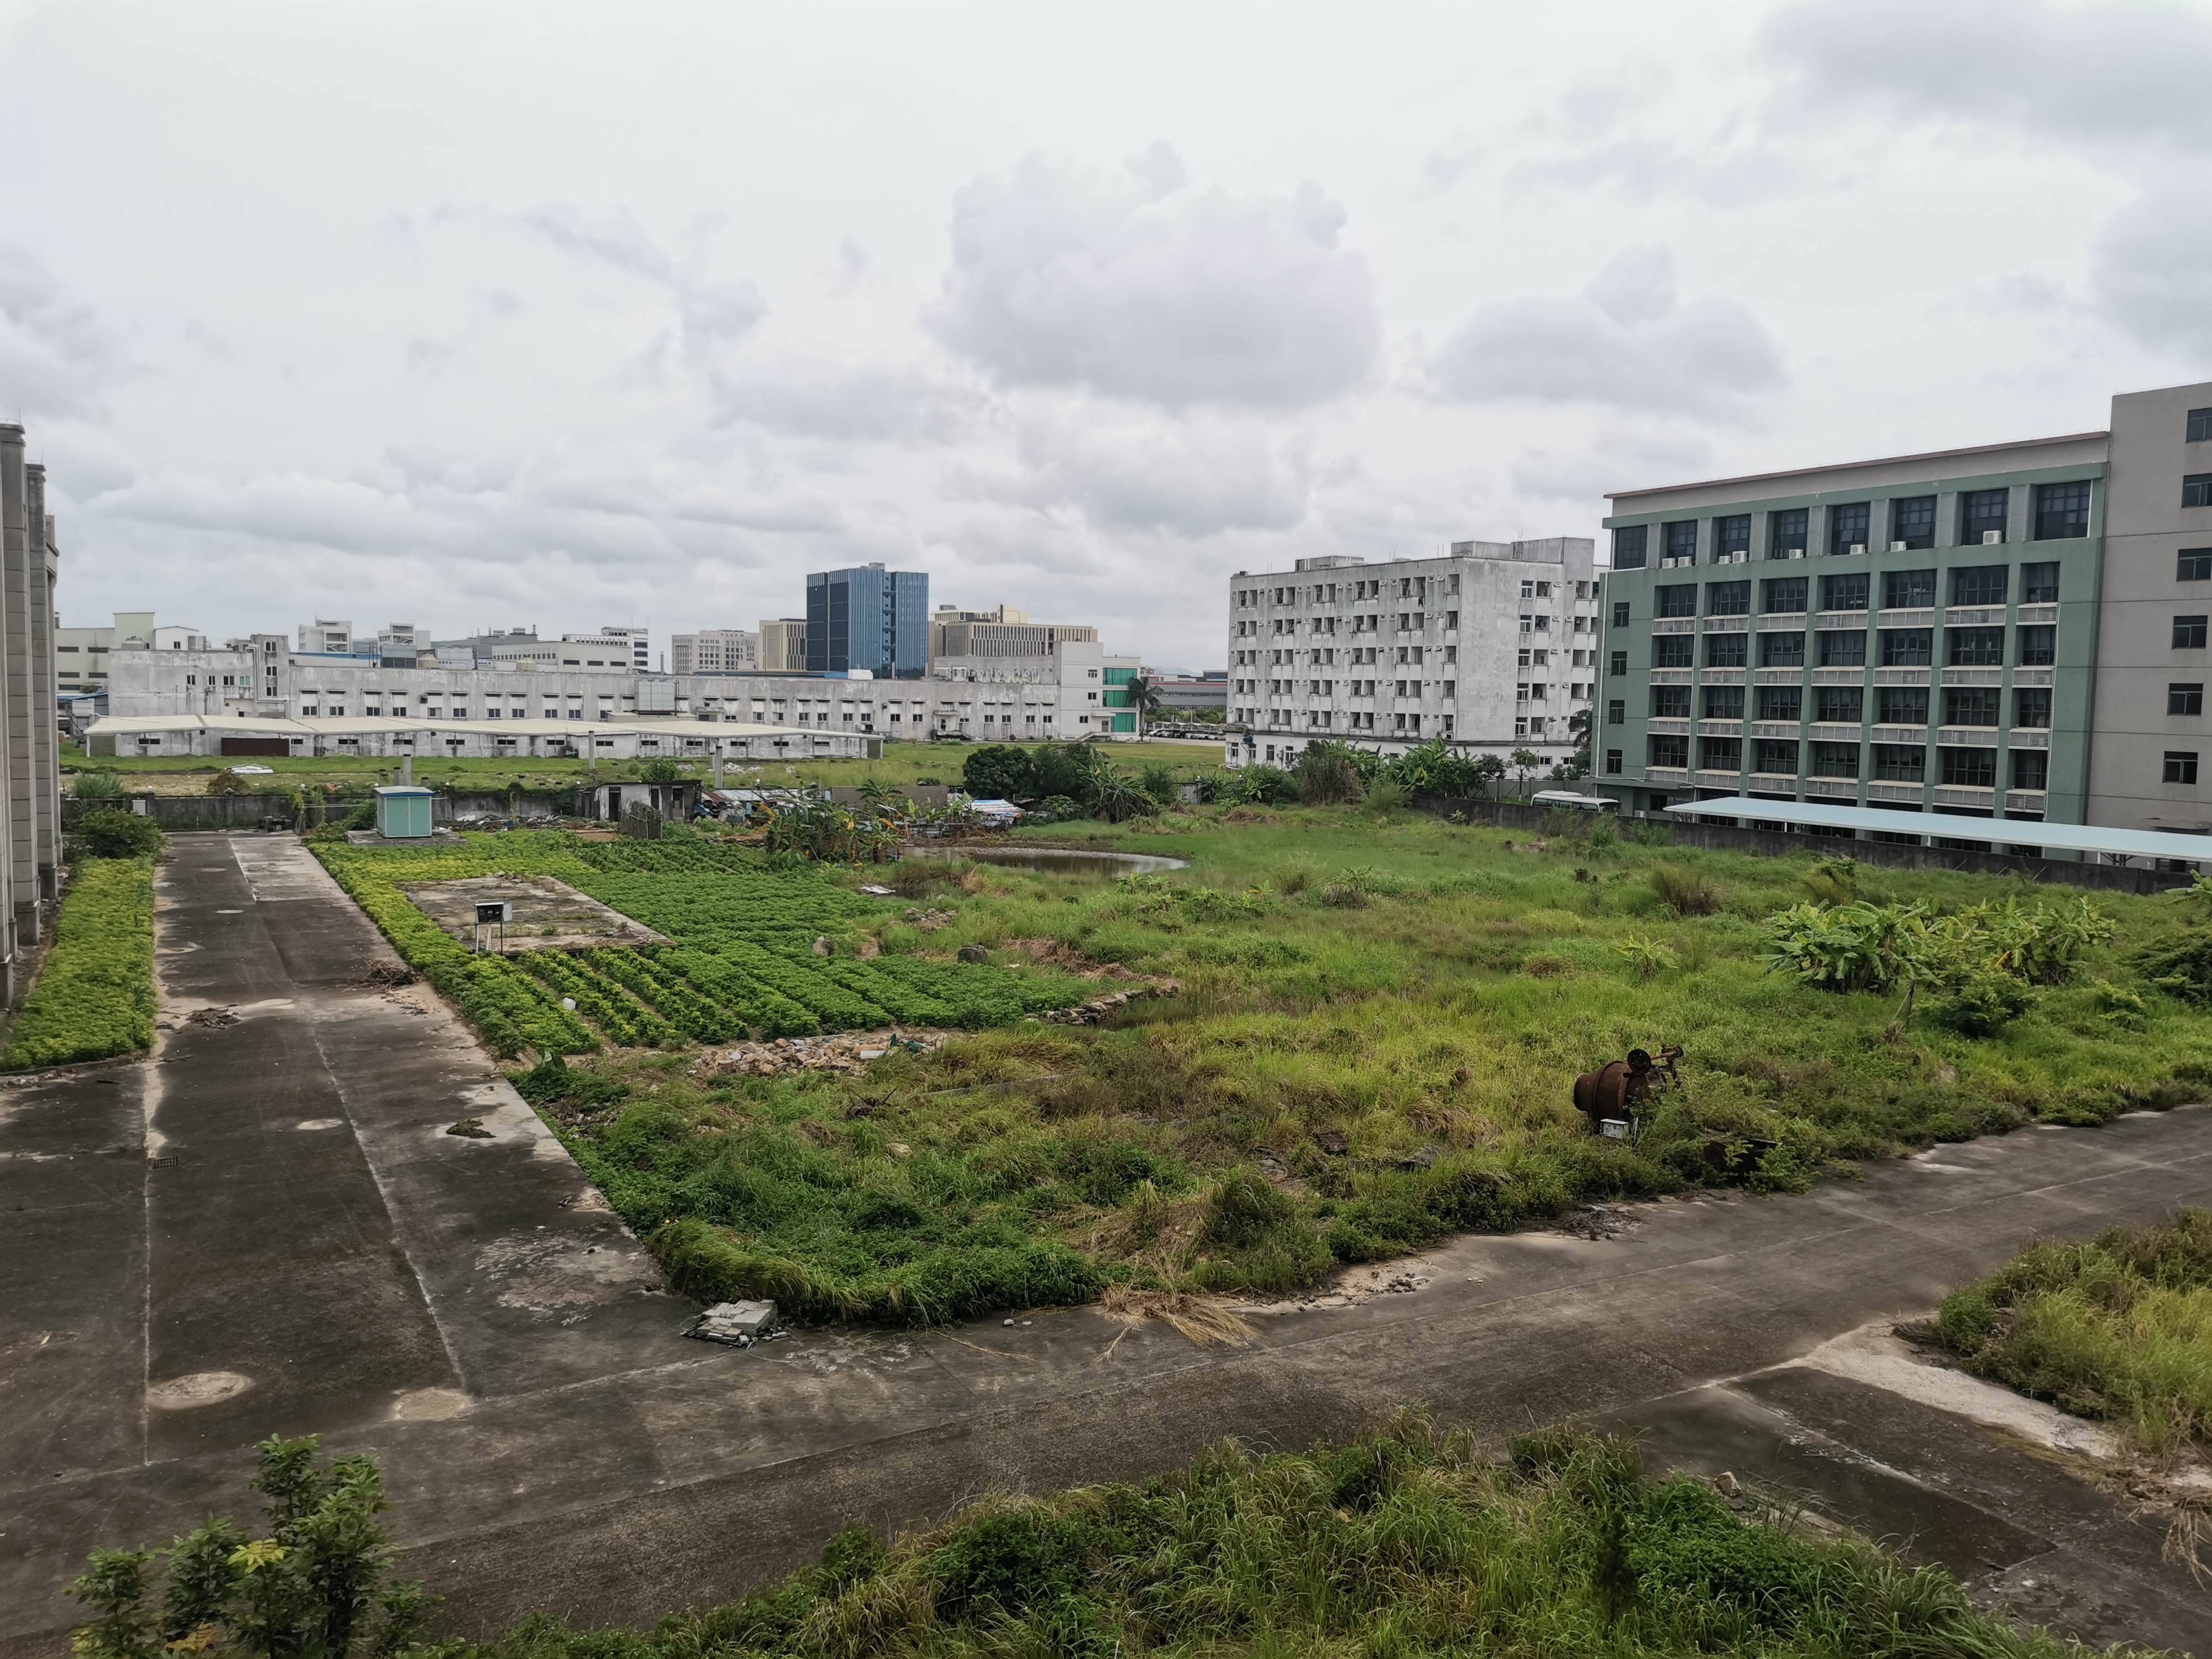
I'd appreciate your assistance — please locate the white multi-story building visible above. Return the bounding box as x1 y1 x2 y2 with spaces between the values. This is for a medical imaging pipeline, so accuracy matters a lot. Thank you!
1225 538 1598 769
671 629 760 674
97 634 1148 756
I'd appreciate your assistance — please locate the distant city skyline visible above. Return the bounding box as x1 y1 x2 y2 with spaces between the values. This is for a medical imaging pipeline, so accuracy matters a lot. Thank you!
10 0 2210 667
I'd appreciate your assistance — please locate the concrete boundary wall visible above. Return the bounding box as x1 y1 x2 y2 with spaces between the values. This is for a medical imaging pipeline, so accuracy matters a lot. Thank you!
1412 795 2187 897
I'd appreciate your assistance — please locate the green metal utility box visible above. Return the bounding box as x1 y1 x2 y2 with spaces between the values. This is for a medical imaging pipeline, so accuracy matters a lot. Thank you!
374 786 434 839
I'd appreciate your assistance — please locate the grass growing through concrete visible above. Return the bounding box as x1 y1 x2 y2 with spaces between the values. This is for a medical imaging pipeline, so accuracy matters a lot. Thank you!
451 1415 2130 1659
2 855 155 1068
1937 1209 2212 1458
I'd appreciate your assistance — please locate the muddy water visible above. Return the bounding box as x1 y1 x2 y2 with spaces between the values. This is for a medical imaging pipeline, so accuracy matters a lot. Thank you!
908 846 1188 879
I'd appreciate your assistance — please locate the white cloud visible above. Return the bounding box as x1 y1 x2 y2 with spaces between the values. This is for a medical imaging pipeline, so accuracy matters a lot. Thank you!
1427 248 1786 421
707 356 985 443
0 242 116 419
514 204 766 373
924 146 1381 409
1511 422 1718 503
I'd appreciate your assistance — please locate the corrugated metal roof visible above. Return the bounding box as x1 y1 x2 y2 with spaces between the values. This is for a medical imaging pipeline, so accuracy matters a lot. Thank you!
1661 795 2212 864
86 713 847 740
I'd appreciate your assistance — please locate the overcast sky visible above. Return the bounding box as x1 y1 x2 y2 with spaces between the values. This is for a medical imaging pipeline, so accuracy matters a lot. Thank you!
5 0 2208 670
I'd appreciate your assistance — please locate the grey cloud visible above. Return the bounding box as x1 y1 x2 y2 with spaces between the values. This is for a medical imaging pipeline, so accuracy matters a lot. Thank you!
1761 0 2212 153
924 147 1381 409
2092 170 2212 353
515 204 766 367
708 356 988 443
953 408 1313 537
1511 423 1717 503
0 242 115 419
1428 250 1785 421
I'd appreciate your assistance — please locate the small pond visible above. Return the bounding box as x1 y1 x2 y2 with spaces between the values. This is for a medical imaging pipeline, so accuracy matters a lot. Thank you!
908 846 1188 879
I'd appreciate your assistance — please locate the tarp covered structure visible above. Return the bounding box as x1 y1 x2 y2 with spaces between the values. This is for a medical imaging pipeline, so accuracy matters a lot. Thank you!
1661 795 2212 867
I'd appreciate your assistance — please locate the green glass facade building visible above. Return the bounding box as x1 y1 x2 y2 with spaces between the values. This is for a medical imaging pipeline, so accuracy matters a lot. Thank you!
1597 380 2212 843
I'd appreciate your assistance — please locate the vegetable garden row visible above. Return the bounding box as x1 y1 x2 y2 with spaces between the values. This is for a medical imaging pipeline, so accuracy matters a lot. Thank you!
312 832 1089 1057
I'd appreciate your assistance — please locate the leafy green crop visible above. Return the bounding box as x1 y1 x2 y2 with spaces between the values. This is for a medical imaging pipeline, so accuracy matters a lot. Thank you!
3 857 155 1068
310 831 1091 1056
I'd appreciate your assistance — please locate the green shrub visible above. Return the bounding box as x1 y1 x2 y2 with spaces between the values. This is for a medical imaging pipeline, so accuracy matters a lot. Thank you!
3 858 155 1068
76 810 164 859
1236 764 1296 805
69 769 124 800
1936 971 2034 1037
1649 863 1725 916
1295 740 1366 806
962 745 1036 801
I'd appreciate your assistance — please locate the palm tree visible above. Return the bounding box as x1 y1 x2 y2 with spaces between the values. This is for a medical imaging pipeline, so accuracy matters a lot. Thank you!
1124 675 1165 723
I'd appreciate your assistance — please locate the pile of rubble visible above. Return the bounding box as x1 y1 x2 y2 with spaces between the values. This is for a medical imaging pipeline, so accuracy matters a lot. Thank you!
683 1299 785 1348
1034 982 1180 1026
705 1029 951 1077
905 907 957 931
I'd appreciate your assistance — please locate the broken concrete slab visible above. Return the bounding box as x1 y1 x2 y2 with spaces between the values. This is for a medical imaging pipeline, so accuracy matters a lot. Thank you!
686 1301 779 1345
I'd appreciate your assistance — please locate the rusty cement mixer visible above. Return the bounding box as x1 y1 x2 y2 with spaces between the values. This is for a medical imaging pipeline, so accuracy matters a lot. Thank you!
1572 1045 1681 1141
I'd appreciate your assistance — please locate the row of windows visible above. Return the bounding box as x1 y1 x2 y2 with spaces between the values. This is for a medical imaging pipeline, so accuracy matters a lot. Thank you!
1619 624 2056 671
1641 735 2052 788
1613 482 2094 569
1641 563 2059 619
1623 685 2056 727
1231 576 1598 608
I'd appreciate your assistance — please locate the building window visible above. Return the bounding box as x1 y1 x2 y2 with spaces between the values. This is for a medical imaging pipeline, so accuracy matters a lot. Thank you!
1699 735 1741 770
1876 748 1929 787
1760 685 1804 721
1609 649 1629 675
1814 686 1860 723
1944 686 2000 727
2190 408 2212 443
2012 687 2051 728
1951 565 2008 607
1947 627 2006 666
1656 583 1697 618
1880 686 1930 725
1706 580 1750 615
1648 734 1689 768
1820 572 1869 612
1606 698 1625 725
1962 488 2010 542
2012 750 2049 791
1611 600 1630 628
1824 502 1869 556
1768 508 1808 557
1715 514 1750 559
1613 525 1648 569
1760 631 1805 667
1940 747 1997 787
1702 685 1745 719
2180 550 2212 582
1605 749 1624 774
2020 561 2059 603
1883 568 1936 609
2186 475 2212 509
1818 630 1866 667
2180 616 2211 649
2173 683 2206 716
1753 738 1798 774
2167 751 2201 785
1811 742 1860 779
1891 495 1936 550
1761 576 1807 613
1664 521 1698 563
2016 625 2056 666
1705 633 1748 667
2032 480 2091 541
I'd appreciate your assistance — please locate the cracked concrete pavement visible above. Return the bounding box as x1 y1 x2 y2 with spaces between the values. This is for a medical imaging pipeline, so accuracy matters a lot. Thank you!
3 832 2210 1654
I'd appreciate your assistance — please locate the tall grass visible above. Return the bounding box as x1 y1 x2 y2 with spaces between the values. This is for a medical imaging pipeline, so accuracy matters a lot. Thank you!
460 1416 2119 1659
1938 1210 2212 1455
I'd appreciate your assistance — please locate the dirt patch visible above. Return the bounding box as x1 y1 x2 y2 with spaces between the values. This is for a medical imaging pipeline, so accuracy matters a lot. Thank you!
400 873 664 950
703 1028 954 1078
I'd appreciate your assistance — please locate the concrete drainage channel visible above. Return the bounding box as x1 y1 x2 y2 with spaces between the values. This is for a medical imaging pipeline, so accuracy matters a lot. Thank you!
4 834 2212 1653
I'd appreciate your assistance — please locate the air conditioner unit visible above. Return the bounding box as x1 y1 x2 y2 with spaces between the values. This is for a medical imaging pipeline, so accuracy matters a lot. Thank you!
1848 543 1867 555
1888 540 1908 552
1983 530 2004 545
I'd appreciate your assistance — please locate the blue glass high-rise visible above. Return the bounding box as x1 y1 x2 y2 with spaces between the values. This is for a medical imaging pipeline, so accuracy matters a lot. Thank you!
805 565 929 679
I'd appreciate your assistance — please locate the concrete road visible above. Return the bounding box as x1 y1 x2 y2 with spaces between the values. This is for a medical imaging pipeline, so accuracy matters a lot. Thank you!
3 833 2209 1654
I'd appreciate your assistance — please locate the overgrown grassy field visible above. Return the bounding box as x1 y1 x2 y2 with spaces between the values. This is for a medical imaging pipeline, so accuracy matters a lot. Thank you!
472 803 2212 1324
1937 1210 2212 1459
65 739 1220 797
2 855 155 1068
449 1417 2135 1659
